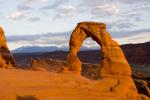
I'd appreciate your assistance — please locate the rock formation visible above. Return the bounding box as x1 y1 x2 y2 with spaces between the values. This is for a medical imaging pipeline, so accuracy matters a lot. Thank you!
31 58 65 71
65 22 131 77
29 58 149 99
61 22 143 99
134 79 150 97
0 26 16 68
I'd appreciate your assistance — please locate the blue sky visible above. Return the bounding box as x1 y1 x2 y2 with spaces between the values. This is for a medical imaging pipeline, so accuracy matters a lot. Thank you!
0 0 150 50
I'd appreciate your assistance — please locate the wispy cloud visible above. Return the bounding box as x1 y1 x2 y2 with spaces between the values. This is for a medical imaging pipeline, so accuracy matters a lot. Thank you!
40 0 69 10
39 0 77 20
5 11 40 22
17 4 33 11
27 17 40 22
6 28 150 50
114 32 150 44
6 32 70 42
111 28 150 38
6 32 70 50
21 0 48 3
52 5 77 20
7 11 27 20
91 4 120 17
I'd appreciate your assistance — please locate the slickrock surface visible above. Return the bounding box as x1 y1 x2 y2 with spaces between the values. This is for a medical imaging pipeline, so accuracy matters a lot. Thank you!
0 69 142 100
0 27 16 68
30 58 150 98
31 58 65 71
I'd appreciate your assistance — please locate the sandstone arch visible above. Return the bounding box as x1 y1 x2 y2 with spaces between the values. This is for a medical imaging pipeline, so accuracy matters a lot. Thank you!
66 22 131 77
0 26 16 68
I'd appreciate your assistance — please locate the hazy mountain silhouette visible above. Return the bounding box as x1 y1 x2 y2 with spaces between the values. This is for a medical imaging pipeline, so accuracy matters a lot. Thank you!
13 42 150 67
12 46 99 53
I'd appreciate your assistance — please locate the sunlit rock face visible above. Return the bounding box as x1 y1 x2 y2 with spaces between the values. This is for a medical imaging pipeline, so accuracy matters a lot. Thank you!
60 22 143 99
66 22 131 76
0 26 16 68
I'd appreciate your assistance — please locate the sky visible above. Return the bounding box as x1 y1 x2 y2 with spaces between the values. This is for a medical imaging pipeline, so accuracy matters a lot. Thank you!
0 0 150 50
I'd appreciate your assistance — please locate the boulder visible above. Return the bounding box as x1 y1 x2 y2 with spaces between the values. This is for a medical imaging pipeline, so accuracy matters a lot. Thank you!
0 26 16 68
31 58 65 71
134 79 150 97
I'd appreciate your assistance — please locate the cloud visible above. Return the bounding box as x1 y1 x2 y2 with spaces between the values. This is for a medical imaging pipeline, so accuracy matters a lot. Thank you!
110 28 150 38
7 32 99 50
80 0 150 5
79 0 150 23
114 32 150 44
5 11 40 22
39 0 76 20
17 5 33 11
91 4 120 17
108 21 137 31
6 32 70 50
27 17 40 22
38 0 149 23
1 0 150 50
6 32 70 42
114 23 133 29
6 28 150 43
40 0 69 10
6 27 150 50
7 11 27 20
22 0 48 3
116 0 150 4
0 12 2 16
53 5 77 20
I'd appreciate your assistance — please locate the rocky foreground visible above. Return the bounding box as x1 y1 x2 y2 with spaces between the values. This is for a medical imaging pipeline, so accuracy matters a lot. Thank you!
30 58 150 97
0 69 148 100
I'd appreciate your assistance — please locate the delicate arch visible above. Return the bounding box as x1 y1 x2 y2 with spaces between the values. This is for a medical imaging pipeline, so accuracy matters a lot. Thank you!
66 22 131 77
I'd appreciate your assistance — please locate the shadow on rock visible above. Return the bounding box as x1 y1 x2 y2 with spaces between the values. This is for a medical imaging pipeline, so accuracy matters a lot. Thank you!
16 96 37 100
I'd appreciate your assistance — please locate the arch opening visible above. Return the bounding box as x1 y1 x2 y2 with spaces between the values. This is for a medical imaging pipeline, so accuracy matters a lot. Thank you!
78 37 102 79
77 37 102 64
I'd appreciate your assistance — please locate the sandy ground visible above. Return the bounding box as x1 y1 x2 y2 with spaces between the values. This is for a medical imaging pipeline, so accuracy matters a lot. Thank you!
0 69 140 100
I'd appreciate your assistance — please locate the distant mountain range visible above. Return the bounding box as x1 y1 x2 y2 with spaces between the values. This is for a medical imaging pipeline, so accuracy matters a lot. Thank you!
12 46 99 53
13 42 150 68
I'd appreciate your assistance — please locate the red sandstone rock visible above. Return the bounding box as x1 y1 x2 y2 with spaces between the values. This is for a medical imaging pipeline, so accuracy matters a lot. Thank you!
66 22 131 76
61 22 141 99
0 26 16 68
